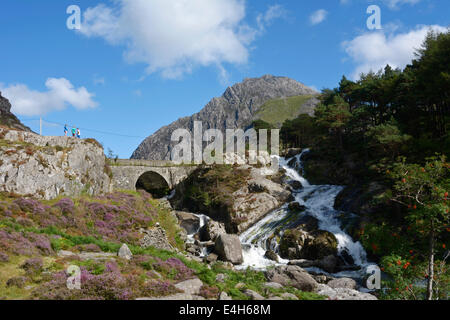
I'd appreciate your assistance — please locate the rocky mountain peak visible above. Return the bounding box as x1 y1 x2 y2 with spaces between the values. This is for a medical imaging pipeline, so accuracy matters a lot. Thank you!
0 92 12 113
131 75 318 160
0 92 31 132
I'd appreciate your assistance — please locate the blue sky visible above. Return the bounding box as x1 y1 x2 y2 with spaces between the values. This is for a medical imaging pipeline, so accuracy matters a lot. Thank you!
0 0 448 158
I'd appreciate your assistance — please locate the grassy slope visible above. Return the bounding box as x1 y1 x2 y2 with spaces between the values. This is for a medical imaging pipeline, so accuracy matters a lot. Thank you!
255 95 317 128
0 190 324 300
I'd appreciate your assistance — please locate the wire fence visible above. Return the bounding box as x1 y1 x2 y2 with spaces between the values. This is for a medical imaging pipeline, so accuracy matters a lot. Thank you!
22 118 146 139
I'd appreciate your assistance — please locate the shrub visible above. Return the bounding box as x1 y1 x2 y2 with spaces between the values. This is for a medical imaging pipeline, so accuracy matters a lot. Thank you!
21 257 44 275
0 251 9 262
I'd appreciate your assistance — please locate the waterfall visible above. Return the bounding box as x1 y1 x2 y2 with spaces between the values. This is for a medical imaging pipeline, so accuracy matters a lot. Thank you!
238 149 371 279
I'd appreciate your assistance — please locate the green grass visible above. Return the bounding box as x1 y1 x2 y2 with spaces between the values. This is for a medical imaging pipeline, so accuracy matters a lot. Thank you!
255 95 317 128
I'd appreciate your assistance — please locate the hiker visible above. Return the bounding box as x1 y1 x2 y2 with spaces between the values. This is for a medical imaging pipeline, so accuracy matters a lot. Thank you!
77 128 81 139
64 124 68 136
72 127 76 137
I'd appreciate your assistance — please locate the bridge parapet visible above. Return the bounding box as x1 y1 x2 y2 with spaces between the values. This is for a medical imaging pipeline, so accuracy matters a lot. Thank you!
110 159 178 167
110 160 198 192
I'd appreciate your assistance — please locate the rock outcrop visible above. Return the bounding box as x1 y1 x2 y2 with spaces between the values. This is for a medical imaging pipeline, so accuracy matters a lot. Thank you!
0 128 111 199
0 93 31 132
171 164 292 234
139 226 173 251
131 75 318 160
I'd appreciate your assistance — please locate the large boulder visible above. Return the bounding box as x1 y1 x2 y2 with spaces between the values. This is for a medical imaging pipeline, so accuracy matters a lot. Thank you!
214 234 243 265
118 243 132 260
264 250 279 262
200 220 226 241
301 230 338 260
287 202 306 212
265 265 318 292
279 229 310 260
316 255 338 273
175 211 200 234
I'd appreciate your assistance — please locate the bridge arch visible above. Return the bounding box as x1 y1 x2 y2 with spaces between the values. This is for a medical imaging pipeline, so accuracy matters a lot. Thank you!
135 171 170 199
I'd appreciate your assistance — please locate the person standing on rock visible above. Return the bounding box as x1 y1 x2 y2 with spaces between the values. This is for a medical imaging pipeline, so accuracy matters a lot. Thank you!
64 124 68 136
77 128 81 139
71 127 76 137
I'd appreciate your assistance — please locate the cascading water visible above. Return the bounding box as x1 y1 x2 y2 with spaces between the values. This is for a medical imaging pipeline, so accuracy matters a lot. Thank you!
186 213 211 257
238 149 371 280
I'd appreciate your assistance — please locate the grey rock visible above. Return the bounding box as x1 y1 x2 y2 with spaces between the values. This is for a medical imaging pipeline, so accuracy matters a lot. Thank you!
204 253 219 264
174 278 203 295
219 291 232 300
264 250 279 262
215 273 227 283
214 234 243 265
235 282 246 289
313 275 330 284
138 293 205 300
175 211 201 234
327 278 357 290
131 75 318 160
78 252 116 261
316 255 338 273
267 296 283 300
288 259 316 268
200 220 226 241
57 250 77 258
263 282 284 290
265 265 318 292
243 289 265 301
139 226 173 251
316 284 377 300
118 243 132 260
281 292 298 300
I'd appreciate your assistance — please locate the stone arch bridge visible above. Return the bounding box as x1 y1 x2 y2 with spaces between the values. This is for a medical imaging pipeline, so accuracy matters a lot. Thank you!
110 159 198 197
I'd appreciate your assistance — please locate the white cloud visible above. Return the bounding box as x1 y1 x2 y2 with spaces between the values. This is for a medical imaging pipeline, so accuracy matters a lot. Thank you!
78 0 282 79
342 25 447 79
310 9 328 26
0 78 97 116
339 0 421 8
383 0 421 9
257 5 286 31
93 75 105 86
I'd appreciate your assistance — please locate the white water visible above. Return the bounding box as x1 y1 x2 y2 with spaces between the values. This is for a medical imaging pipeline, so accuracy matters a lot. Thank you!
238 149 370 279
186 213 211 257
